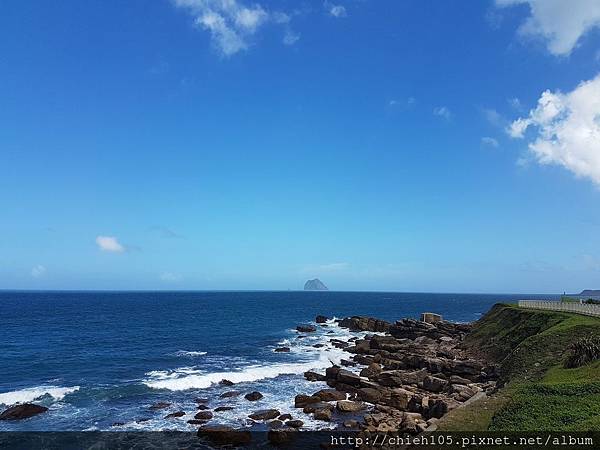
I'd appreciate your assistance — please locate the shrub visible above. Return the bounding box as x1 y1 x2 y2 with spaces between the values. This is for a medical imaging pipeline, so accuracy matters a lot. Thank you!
564 335 600 368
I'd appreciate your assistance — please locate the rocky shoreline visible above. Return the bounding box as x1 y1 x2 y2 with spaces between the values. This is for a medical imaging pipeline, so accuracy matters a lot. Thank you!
196 312 497 445
1 312 498 446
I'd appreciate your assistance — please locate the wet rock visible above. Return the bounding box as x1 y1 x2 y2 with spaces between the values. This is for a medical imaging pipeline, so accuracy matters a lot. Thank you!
0 404 48 420
302 402 334 414
313 408 332 421
194 411 213 420
343 419 359 428
286 419 303 428
219 379 234 386
165 411 185 419
187 419 208 425
111 422 125 427
294 394 321 408
316 315 329 323
275 347 290 353
268 419 283 428
278 413 292 421
249 409 280 421
198 425 252 446
268 429 297 444
325 366 341 379
296 325 316 333
214 406 234 412
340 359 356 367
149 402 171 410
312 343 325 348
196 404 210 410
220 391 241 398
304 371 326 383
336 400 365 412
195 398 210 404
244 391 263 401
314 389 346 401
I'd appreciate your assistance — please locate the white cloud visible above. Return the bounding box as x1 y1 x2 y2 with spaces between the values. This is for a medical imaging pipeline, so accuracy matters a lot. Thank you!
173 0 295 56
495 0 600 56
96 236 125 253
283 29 300 45
31 265 46 278
481 137 500 148
328 4 347 18
507 73 600 186
433 106 452 120
508 97 523 111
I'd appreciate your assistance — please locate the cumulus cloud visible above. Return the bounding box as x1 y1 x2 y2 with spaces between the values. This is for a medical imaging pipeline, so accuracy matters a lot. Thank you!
507 73 600 186
173 0 297 56
160 272 183 282
481 137 500 148
433 106 452 120
96 236 125 253
495 0 600 56
31 265 46 278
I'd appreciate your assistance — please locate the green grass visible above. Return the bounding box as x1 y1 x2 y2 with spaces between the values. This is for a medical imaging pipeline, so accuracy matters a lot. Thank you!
458 304 600 431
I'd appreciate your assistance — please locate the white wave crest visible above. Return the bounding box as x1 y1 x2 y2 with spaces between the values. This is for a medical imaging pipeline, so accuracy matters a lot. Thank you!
143 347 348 391
0 385 80 406
170 350 208 357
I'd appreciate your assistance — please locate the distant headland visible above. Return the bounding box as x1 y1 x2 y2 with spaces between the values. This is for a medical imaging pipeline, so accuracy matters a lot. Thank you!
303 279 328 291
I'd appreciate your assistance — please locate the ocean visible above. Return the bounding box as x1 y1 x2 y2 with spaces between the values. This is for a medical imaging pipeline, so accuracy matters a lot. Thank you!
0 290 557 431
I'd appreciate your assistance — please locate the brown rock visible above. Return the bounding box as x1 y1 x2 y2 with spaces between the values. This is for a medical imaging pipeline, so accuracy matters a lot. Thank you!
268 429 297 444
0 404 48 420
165 411 185 419
286 419 303 428
316 315 329 323
313 408 332 421
314 389 346 401
278 413 292 421
248 409 280 420
336 400 365 412
360 362 382 378
303 402 333 414
268 419 283 428
422 376 448 393
275 347 290 353
244 391 263 401
343 419 359 428
219 379 234 386
296 325 316 333
220 390 241 398
294 394 321 408
214 406 234 412
194 411 213 420
304 371 326 381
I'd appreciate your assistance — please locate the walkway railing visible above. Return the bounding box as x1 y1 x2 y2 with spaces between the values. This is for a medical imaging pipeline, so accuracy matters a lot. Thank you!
518 300 600 318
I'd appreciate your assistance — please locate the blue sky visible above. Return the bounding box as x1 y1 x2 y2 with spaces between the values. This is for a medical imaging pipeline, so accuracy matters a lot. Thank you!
1 0 600 293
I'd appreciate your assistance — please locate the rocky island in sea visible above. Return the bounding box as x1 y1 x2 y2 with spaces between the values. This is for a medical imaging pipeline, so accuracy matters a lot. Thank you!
304 278 328 291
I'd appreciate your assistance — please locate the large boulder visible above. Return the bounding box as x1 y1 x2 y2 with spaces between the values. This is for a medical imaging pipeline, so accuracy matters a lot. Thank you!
194 411 213 420
316 315 329 323
422 376 448 393
336 369 362 386
249 409 280 421
303 402 334 414
294 394 321 408
304 371 326 382
360 362 382 379
0 404 48 420
338 316 391 332
314 389 346 401
313 408 332 421
336 400 365 412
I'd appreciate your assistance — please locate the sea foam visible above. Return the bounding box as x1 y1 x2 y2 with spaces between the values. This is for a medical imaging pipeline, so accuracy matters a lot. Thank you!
0 385 80 406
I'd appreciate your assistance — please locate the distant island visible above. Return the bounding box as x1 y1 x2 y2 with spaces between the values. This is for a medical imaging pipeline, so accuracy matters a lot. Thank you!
304 278 328 291
579 289 600 297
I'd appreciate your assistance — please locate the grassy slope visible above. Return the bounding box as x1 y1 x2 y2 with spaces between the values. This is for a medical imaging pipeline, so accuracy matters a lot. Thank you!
438 304 600 431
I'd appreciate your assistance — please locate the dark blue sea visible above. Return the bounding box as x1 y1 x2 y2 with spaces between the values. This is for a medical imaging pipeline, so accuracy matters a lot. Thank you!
0 291 557 431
